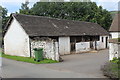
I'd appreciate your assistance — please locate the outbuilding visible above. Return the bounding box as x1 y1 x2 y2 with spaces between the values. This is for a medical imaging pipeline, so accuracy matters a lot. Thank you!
4 14 109 61
109 13 120 39
109 13 120 60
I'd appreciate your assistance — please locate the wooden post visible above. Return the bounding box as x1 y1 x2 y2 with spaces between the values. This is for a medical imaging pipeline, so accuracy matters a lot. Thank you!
95 36 97 50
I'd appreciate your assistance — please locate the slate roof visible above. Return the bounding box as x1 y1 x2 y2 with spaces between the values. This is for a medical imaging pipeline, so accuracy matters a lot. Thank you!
6 13 109 37
109 13 120 32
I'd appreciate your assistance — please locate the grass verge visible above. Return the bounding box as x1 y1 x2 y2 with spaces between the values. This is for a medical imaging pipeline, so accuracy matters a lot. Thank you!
101 57 120 79
2 54 59 64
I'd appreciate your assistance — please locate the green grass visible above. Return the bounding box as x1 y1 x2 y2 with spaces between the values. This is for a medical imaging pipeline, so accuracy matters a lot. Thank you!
2 54 59 64
101 57 120 78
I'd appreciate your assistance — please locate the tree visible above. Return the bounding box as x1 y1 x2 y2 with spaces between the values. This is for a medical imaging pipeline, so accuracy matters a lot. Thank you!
25 2 112 30
0 6 8 47
0 6 2 27
19 1 30 14
0 6 7 18
0 6 8 29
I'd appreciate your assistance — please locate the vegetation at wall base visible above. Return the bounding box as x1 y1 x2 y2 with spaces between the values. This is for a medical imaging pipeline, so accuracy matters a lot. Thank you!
2 54 59 64
101 57 120 79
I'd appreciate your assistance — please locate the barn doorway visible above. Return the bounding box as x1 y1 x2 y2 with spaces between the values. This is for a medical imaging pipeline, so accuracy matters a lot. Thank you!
71 43 75 52
70 37 77 53
90 41 94 49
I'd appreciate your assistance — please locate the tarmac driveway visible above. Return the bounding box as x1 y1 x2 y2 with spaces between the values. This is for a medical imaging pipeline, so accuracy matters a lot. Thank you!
1 49 109 78
41 49 109 78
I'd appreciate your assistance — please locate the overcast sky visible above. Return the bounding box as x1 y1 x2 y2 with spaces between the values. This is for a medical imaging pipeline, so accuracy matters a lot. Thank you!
0 0 120 16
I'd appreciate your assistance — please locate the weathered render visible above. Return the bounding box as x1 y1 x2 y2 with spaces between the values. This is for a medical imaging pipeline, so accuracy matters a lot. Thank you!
31 37 59 61
4 17 30 57
4 14 109 61
96 36 109 49
71 36 108 54
59 37 70 55
109 39 120 60
76 42 90 53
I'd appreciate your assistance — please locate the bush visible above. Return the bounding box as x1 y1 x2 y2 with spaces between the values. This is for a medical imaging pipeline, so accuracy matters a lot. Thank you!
101 58 120 79
110 57 119 64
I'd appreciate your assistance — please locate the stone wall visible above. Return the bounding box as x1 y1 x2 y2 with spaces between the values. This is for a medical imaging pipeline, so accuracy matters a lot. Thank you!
31 38 59 61
109 43 120 60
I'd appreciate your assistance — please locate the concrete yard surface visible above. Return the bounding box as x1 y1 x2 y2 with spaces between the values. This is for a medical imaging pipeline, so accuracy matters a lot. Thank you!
2 49 109 78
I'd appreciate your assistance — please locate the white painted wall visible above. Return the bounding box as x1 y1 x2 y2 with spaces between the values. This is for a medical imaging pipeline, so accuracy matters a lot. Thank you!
110 32 120 39
59 37 70 55
31 39 59 61
109 43 120 60
74 36 109 53
76 42 90 53
4 17 30 57
93 36 109 50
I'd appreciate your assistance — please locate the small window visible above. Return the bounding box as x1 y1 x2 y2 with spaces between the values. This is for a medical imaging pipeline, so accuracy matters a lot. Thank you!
101 37 104 42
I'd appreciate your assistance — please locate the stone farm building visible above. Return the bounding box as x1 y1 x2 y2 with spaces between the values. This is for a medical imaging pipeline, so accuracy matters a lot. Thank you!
4 14 109 61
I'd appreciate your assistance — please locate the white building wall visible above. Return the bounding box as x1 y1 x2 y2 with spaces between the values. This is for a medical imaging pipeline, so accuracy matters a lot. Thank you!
110 32 120 39
4 18 30 57
109 43 120 60
93 36 108 50
59 37 70 55
73 36 109 53
31 39 59 61
76 42 90 53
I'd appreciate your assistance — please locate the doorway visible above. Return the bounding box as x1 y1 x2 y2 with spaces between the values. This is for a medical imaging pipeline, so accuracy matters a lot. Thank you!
90 41 94 49
71 42 75 52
